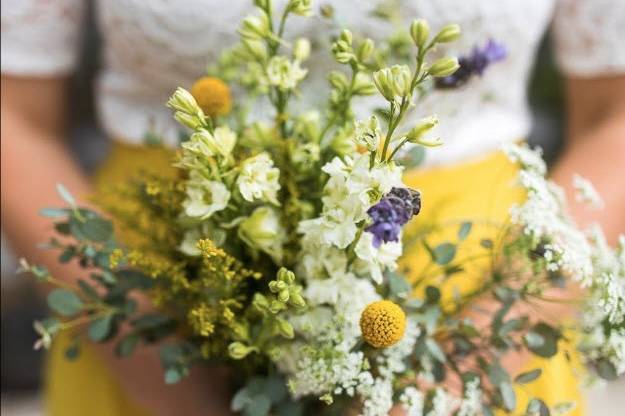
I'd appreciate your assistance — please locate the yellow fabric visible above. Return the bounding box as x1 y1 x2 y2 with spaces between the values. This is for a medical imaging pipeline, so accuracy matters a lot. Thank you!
46 143 583 415
45 143 175 416
402 150 583 415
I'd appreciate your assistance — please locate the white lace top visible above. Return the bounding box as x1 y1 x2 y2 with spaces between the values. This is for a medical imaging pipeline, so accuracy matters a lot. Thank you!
2 0 625 166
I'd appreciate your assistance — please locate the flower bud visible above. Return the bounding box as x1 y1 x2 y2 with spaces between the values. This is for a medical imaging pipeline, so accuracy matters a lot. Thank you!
289 292 306 308
339 29 353 46
239 14 270 40
269 300 285 314
328 71 349 90
410 19 430 48
433 23 461 44
352 73 376 96
268 280 280 293
238 207 285 263
406 116 439 142
293 38 311 61
167 87 202 116
277 267 295 284
278 289 290 303
174 111 204 130
288 0 312 16
357 38 375 62
428 57 460 77
390 64 412 97
276 318 295 339
373 68 395 101
228 342 256 359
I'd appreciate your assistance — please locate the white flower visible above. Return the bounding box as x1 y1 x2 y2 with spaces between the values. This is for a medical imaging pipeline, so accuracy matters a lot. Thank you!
354 233 402 284
400 387 425 416
180 126 237 161
183 181 230 219
427 388 459 416
457 379 482 416
236 153 281 204
354 116 382 151
237 206 285 263
503 142 546 175
178 223 227 256
573 174 604 209
266 56 307 90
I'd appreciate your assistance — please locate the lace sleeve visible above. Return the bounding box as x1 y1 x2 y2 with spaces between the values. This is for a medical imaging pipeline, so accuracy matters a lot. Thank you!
553 0 625 77
1 0 85 76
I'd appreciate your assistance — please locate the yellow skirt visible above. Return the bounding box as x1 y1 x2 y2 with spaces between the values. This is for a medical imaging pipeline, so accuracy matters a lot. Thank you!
45 143 583 415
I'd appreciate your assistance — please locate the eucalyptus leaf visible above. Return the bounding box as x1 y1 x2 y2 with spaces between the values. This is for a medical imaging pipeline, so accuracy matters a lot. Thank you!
526 398 550 416
525 323 560 358
514 368 542 384
47 289 84 317
65 342 81 360
116 334 140 357
499 381 516 411
164 367 183 384
433 242 456 265
457 221 472 241
40 208 70 218
596 358 618 380
388 272 411 298
480 238 493 249
82 217 114 242
425 338 446 362
88 314 115 342
56 183 76 206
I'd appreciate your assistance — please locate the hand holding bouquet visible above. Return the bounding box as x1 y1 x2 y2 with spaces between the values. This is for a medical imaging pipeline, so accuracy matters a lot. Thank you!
22 1 623 415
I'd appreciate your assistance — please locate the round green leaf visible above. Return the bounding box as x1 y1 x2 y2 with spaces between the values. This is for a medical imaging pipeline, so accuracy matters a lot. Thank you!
88 314 114 342
433 243 457 265
47 289 84 317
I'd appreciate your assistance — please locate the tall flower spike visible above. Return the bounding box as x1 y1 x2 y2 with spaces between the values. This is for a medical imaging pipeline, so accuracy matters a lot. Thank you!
366 187 421 247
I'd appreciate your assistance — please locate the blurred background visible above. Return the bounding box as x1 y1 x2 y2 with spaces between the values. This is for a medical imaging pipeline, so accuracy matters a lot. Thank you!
1 3 622 416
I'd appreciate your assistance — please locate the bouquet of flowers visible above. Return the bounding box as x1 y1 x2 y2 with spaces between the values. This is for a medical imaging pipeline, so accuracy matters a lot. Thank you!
22 1 623 415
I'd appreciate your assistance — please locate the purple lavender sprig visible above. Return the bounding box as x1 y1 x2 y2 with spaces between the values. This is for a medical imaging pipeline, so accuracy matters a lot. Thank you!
366 187 422 247
435 39 507 89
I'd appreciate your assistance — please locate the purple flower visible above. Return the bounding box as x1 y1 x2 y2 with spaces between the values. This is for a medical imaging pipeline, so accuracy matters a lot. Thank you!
435 39 507 89
365 187 421 247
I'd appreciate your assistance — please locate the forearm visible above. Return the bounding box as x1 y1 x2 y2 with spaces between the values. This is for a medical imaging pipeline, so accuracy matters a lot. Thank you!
550 113 625 243
1 119 91 281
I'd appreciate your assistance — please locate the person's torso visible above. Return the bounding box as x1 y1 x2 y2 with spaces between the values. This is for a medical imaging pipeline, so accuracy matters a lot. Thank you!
94 0 555 166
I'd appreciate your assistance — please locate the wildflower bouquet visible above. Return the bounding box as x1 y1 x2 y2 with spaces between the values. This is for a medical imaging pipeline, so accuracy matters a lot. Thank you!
23 1 623 415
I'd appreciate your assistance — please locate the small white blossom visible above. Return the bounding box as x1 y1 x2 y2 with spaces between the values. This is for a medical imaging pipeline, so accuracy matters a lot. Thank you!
400 387 425 416
237 153 281 204
573 174 604 209
183 180 230 219
267 56 308 90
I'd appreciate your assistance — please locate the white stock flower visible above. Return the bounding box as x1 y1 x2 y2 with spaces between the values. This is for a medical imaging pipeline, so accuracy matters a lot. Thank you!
183 181 230 219
237 153 281 204
354 116 382 151
266 56 308 90
237 206 285 263
354 233 402 284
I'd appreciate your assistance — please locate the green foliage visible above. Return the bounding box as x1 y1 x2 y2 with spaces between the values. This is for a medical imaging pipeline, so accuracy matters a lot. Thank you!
47 289 84 317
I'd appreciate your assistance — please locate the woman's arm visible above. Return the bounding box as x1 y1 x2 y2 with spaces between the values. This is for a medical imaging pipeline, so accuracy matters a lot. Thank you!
551 75 625 243
1 76 232 415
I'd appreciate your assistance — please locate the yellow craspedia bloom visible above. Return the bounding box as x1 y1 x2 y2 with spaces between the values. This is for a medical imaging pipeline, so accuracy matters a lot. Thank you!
190 76 232 118
360 300 406 348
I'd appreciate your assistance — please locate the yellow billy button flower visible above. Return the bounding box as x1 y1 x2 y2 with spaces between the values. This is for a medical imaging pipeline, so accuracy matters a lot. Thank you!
190 76 232 118
360 300 406 348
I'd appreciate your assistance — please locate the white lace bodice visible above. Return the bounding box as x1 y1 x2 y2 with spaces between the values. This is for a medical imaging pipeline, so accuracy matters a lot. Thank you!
2 0 624 166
